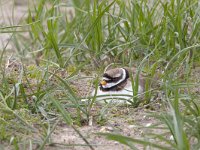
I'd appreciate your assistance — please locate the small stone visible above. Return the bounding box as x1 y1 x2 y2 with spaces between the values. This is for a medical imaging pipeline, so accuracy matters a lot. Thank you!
114 141 118 145
99 126 114 133
89 116 93 126
145 123 152 127
170 135 174 140
128 125 136 129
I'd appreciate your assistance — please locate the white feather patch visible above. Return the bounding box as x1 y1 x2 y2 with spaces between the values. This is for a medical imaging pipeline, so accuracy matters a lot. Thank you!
102 77 110 81
92 82 144 104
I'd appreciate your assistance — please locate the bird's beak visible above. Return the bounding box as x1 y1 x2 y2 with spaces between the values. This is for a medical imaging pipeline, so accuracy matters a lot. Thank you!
100 80 107 85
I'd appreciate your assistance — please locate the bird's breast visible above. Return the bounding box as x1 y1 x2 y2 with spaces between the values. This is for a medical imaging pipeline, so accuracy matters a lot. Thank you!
92 82 144 104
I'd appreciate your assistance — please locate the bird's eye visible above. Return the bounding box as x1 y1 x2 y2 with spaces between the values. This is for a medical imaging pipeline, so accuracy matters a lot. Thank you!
111 78 118 81
105 79 111 82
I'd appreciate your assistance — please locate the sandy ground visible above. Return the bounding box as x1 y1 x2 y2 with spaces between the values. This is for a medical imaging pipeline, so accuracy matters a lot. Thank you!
43 96 163 150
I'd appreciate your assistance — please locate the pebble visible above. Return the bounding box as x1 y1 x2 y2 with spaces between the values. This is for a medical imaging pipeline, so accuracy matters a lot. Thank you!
128 125 137 129
145 123 152 127
100 126 114 133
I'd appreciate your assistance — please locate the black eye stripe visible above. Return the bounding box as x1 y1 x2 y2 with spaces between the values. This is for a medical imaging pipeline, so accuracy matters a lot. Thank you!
112 76 122 80
104 80 113 83
103 73 112 79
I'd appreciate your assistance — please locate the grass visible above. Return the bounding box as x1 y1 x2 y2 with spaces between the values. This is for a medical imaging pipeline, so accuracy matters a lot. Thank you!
0 0 200 149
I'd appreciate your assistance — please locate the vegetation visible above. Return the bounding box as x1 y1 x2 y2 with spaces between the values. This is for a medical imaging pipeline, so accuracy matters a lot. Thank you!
0 0 200 149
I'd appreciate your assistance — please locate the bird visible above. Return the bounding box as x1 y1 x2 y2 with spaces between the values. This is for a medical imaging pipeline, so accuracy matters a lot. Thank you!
92 67 145 104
